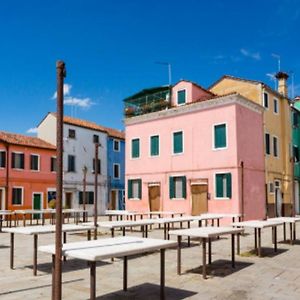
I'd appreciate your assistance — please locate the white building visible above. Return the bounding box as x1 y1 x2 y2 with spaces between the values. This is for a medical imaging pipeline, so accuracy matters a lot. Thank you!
38 113 109 215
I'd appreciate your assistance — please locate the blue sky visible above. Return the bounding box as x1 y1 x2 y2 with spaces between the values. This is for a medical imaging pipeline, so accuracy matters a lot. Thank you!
1 0 299 134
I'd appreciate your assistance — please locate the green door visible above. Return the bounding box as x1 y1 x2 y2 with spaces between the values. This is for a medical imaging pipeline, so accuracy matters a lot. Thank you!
33 194 41 219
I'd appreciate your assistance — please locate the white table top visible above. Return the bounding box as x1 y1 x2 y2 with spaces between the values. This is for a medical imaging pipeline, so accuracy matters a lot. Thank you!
192 215 223 221
0 210 14 215
83 219 155 228
200 213 242 219
169 226 244 238
2 224 95 235
63 209 87 213
268 217 300 223
39 236 176 261
151 216 194 224
14 209 44 214
232 220 284 229
148 211 184 216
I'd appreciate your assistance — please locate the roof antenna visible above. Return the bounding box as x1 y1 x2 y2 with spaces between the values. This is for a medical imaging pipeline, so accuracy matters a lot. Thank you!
271 53 281 71
155 61 172 86
289 71 295 99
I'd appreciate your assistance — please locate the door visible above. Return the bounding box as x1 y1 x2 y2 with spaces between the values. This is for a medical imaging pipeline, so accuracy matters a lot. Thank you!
0 189 3 210
191 184 208 216
33 193 42 219
110 190 117 210
65 193 72 209
295 181 300 214
275 181 282 217
148 185 160 211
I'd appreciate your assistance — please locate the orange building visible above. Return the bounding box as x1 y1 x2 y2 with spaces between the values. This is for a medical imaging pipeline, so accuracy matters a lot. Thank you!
0 131 56 211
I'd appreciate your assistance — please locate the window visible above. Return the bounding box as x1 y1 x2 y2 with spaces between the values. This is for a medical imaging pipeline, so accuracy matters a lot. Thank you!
173 131 183 154
12 152 24 169
293 145 299 162
12 187 23 205
93 134 99 144
78 191 94 204
68 155 76 172
263 92 269 108
169 176 186 199
274 98 279 114
293 112 299 127
30 154 40 171
0 151 6 168
269 182 275 194
215 173 232 199
113 163 120 179
150 135 159 156
273 136 279 157
113 140 120 152
92 159 101 174
51 157 57 172
265 133 270 155
68 129 76 139
177 90 186 105
128 179 142 199
214 124 227 149
131 138 140 158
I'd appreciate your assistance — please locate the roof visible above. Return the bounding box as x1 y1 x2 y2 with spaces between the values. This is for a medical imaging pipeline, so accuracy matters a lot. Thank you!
50 113 125 140
173 79 216 97
123 86 170 102
208 75 288 99
0 131 56 150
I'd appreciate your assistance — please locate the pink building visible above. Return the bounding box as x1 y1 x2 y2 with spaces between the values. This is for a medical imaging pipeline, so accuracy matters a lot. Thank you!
124 81 266 220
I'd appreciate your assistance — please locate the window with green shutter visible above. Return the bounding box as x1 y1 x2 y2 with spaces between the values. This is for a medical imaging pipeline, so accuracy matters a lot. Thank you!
265 133 270 155
177 90 186 105
173 131 183 154
150 135 159 156
79 191 94 204
131 138 140 158
215 173 232 199
127 179 142 199
169 176 186 199
214 124 227 149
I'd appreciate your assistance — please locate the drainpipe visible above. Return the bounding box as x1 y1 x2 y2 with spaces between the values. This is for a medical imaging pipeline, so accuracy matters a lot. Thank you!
240 161 244 220
5 143 9 210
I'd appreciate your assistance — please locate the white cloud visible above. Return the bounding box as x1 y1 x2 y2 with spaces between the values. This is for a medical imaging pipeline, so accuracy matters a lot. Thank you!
240 48 261 60
26 127 38 134
52 83 72 99
64 97 94 109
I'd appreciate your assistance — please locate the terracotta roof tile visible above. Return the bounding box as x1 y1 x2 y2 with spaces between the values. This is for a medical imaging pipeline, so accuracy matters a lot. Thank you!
0 131 56 150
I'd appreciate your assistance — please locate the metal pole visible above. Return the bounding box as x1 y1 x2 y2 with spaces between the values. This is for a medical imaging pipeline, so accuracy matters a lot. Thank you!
82 166 87 222
94 143 99 239
54 60 66 300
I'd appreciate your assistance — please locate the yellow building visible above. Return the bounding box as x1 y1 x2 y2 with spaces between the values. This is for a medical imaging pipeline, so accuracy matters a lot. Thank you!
210 73 293 217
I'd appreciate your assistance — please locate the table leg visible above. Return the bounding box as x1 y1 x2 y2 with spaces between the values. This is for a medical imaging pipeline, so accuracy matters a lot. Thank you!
172 214 174 228
293 223 296 242
290 223 293 245
164 224 167 240
208 238 212 265
205 220 208 227
33 234 38 276
159 214 161 229
258 228 262 257
160 249 165 300
283 223 286 241
237 233 240 255
52 255 55 300
90 261 96 300
274 226 277 252
217 219 220 227
202 238 207 279
167 223 170 240
111 228 114 238
123 256 128 291
87 230 91 241
123 227 126 237
212 219 214 227
145 225 148 238
254 228 257 252
177 236 182 275
141 225 144 238
231 234 235 268
63 232 67 262
188 221 191 247
10 233 14 269
23 214 26 227
198 220 202 227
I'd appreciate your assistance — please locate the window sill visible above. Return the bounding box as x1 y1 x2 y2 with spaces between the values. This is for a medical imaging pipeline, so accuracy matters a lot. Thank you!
170 198 186 201
214 197 231 200
128 198 141 201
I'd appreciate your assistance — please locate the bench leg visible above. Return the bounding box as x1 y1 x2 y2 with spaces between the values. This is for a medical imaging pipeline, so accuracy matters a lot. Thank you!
231 234 235 268
258 228 262 257
33 234 38 276
160 249 165 300
10 233 14 269
123 256 128 291
177 236 181 275
208 238 212 265
202 238 207 279
90 261 96 300
52 255 55 300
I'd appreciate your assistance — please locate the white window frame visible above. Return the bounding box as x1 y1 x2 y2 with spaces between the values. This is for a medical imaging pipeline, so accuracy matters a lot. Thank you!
269 182 275 194
68 154 76 172
273 98 279 114
214 172 231 200
176 89 187 106
12 186 24 206
32 192 43 214
47 188 56 208
212 122 228 151
170 175 186 200
113 163 121 179
0 149 6 169
130 137 140 160
12 151 25 170
30 153 40 172
273 135 279 158
51 156 57 173
68 128 76 139
128 178 141 201
113 139 120 152
172 130 184 156
149 134 160 157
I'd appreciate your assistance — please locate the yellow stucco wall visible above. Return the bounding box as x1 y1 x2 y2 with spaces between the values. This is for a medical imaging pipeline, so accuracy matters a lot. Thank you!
211 78 293 210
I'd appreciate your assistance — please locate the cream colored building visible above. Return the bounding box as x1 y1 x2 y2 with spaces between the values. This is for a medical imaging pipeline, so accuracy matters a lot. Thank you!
210 73 293 217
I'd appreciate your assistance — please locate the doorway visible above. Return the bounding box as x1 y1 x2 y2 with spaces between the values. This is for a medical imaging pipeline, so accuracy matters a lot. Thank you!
110 190 117 210
148 185 160 211
275 180 282 217
65 192 73 209
33 193 42 219
191 184 208 216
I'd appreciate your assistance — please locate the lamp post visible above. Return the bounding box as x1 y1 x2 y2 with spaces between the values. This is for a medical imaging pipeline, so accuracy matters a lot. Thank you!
94 143 100 239
54 60 66 300
82 166 87 222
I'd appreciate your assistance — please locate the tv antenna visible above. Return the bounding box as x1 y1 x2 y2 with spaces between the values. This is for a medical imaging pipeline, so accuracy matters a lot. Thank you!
155 61 172 86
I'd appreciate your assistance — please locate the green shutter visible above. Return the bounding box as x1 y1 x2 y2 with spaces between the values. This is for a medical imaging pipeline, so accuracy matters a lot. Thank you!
151 135 159 156
132 139 140 158
169 176 175 198
128 180 133 198
214 124 226 148
177 90 186 105
137 179 142 199
182 176 186 198
216 174 224 198
226 173 232 198
173 132 183 154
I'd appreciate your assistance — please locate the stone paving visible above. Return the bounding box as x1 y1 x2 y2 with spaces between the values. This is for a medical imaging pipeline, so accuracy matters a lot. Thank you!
0 218 300 299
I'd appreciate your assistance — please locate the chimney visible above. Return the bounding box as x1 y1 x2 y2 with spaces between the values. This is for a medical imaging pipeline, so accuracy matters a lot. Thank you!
275 71 289 97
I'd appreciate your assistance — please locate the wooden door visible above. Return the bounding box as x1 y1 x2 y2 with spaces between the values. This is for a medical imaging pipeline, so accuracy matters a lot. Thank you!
33 193 42 219
148 186 160 211
110 190 117 210
191 184 208 216
0 189 3 210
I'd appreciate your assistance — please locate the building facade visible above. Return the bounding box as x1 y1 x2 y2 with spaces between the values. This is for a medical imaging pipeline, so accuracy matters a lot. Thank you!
124 82 265 220
210 73 293 217
0 131 56 212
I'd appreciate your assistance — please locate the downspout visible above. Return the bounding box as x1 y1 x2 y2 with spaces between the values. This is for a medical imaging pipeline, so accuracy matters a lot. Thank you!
240 161 244 220
5 143 9 210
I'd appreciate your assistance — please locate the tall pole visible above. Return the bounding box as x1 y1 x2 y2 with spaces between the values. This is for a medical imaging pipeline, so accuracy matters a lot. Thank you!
94 143 99 239
54 60 65 300
82 166 87 222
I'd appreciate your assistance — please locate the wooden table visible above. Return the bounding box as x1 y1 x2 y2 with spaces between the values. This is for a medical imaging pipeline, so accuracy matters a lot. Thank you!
232 220 284 257
39 236 176 300
2 224 95 275
169 227 244 279
14 209 44 226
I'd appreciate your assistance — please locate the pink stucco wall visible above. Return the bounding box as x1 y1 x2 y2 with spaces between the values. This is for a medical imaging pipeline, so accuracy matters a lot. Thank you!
125 96 265 220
